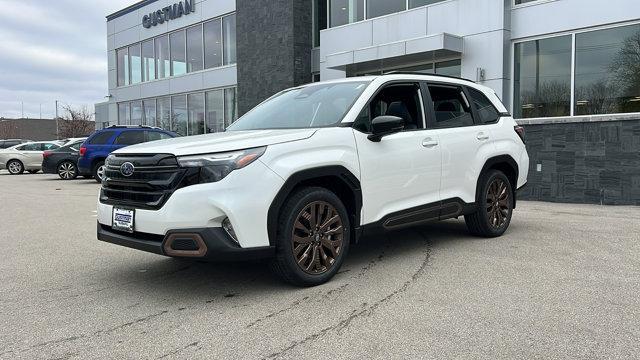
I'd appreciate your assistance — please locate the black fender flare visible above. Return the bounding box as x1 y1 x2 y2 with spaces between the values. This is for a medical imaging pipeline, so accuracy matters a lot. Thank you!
476 155 519 208
266 165 362 246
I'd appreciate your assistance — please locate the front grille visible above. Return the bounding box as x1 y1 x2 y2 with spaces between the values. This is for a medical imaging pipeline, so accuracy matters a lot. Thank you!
100 153 197 210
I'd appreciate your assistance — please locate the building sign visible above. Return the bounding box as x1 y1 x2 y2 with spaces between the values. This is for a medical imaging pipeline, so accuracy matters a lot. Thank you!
142 0 195 28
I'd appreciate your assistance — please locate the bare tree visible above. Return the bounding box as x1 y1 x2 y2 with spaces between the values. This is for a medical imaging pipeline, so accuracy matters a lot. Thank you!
58 105 95 138
0 121 19 139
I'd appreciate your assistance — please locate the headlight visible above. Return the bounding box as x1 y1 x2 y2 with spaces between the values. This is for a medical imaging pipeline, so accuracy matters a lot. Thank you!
177 147 266 183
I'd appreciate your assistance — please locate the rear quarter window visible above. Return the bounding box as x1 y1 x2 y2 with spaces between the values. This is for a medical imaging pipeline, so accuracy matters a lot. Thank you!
467 87 500 124
88 131 115 145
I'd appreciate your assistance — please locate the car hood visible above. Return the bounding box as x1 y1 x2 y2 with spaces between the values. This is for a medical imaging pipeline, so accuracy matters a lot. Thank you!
113 129 317 156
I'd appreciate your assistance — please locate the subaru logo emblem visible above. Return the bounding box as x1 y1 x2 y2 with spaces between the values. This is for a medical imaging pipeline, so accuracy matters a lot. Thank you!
120 162 135 177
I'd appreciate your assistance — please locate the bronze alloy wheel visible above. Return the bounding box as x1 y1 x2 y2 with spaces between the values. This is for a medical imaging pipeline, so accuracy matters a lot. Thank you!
486 178 510 228
292 201 344 275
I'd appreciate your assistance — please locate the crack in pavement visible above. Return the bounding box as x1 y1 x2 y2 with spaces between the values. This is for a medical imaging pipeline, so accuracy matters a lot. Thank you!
156 341 200 359
263 235 432 360
1 310 170 358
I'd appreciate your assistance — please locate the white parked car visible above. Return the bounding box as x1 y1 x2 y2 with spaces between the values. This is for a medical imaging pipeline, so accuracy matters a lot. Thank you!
0 141 61 174
97 74 529 286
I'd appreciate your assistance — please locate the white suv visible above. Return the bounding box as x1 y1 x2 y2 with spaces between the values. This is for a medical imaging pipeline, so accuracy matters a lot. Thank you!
97 74 529 286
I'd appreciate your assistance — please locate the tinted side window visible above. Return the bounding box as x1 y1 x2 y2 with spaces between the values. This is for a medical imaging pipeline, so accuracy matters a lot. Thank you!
146 131 173 142
468 87 500 124
353 83 423 133
89 131 115 145
427 84 474 128
114 131 146 145
20 143 41 151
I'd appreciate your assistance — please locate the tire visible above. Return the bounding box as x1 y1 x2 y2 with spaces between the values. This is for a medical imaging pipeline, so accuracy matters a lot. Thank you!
270 187 351 287
465 169 514 237
92 161 105 183
6 160 24 175
28 170 39 174
57 161 78 180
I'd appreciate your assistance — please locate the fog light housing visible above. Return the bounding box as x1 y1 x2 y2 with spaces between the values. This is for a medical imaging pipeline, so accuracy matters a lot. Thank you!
222 217 238 244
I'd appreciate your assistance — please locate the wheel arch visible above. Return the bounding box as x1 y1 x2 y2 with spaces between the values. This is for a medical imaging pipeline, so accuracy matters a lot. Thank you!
477 155 519 208
267 166 362 246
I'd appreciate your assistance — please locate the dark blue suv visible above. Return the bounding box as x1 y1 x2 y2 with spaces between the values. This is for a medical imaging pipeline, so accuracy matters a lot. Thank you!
78 126 177 182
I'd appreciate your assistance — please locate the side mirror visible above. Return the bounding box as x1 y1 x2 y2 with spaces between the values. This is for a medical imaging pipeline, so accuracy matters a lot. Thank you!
368 116 404 142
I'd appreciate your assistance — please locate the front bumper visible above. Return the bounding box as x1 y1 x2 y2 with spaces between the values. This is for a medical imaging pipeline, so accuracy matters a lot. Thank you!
97 223 274 261
96 160 284 248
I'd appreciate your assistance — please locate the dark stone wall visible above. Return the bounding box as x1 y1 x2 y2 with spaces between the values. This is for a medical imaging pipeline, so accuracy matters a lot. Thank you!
236 0 312 115
519 120 640 205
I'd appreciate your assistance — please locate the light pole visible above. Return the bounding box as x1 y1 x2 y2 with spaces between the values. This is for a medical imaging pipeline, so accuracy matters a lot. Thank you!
55 100 59 139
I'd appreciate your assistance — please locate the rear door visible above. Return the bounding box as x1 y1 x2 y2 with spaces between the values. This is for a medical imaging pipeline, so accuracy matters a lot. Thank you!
20 143 44 167
424 83 496 204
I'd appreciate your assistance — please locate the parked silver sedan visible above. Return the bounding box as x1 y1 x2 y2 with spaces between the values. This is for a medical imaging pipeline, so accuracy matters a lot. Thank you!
0 141 61 175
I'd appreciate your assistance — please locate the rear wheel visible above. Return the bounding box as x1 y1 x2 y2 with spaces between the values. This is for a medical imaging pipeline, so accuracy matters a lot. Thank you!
7 160 24 175
270 187 350 287
92 161 105 183
465 170 513 237
58 161 78 180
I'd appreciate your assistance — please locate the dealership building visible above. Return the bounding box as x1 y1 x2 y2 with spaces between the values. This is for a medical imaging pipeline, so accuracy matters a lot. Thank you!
96 0 640 204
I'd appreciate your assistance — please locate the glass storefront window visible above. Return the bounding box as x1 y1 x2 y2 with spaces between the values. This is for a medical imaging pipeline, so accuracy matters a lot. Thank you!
205 90 225 133
155 35 170 79
224 87 238 127
514 35 572 119
170 30 187 76
367 0 405 19
435 59 461 77
204 19 223 69
186 25 203 72
330 0 364 27
141 40 156 82
143 99 156 126
222 14 237 65
130 101 143 125
171 95 188 135
575 24 640 115
409 0 446 8
156 97 171 130
187 93 205 135
118 103 130 124
116 48 129 86
129 44 142 84
313 0 328 47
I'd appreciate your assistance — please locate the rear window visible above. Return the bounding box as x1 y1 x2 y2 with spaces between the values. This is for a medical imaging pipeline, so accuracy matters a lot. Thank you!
468 87 500 124
114 131 146 146
88 131 115 145
146 131 173 142
44 143 60 150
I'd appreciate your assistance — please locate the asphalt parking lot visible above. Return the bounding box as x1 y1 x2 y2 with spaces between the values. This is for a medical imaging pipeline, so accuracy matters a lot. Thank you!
1 171 639 360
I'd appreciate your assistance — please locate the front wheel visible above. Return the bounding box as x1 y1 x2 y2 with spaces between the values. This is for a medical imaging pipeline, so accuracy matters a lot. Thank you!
270 187 350 287
58 161 78 180
92 161 105 183
465 170 514 237
7 160 24 175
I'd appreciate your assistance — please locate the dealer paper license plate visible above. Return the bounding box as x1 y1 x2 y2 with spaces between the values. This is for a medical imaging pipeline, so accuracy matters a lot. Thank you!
112 207 135 233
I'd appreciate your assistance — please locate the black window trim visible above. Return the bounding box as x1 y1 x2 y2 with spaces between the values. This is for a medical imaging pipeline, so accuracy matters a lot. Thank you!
347 80 428 134
464 85 504 125
424 81 478 129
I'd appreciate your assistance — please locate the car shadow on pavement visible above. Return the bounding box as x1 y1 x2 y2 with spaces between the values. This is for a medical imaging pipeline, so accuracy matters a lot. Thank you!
96 219 484 300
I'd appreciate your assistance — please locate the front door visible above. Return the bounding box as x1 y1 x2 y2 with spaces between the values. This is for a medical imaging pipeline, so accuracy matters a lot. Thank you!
353 82 442 226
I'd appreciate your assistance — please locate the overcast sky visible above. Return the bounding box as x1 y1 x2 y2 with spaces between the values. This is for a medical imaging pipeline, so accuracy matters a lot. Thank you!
0 0 138 119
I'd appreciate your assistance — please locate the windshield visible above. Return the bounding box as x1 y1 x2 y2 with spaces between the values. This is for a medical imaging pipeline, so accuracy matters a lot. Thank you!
227 81 370 131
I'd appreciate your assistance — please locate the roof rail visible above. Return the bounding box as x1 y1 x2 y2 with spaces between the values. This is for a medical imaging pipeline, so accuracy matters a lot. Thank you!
382 71 476 83
107 125 163 130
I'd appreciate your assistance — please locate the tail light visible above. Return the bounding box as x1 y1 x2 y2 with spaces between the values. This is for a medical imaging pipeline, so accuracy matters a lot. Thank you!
514 125 526 144
79 146 86 157
42 151 52 159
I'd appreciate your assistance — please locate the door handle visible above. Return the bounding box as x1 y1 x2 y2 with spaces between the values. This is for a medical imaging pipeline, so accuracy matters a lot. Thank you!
422 138 438 148
476 132 490 141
